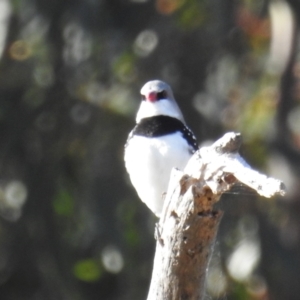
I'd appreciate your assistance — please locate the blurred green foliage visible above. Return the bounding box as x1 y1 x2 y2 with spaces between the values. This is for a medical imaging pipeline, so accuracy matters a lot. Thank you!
0 0 299 299
53 188 74 216
73 259 103 282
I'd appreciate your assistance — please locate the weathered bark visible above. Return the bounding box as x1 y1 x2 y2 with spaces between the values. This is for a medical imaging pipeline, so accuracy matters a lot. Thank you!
147 132 285 300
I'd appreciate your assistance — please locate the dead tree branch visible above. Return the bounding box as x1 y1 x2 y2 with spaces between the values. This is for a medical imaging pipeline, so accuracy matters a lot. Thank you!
147 132 285 300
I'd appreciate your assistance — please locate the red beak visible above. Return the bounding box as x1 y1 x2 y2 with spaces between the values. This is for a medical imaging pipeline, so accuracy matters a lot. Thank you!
147 92 157 102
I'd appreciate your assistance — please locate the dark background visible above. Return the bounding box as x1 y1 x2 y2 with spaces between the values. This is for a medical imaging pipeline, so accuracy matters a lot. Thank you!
0 0 299 299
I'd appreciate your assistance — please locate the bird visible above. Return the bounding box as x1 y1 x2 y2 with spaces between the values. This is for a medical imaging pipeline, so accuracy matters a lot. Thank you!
124 80 198 217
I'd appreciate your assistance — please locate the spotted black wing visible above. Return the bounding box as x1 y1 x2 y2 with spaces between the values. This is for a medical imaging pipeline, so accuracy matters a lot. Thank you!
181 125 198 153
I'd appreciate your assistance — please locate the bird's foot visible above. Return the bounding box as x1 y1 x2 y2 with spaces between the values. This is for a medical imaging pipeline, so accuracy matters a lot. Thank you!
154 222 164 246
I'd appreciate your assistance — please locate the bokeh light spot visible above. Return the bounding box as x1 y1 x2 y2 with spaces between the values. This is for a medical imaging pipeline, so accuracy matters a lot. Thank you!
0 181 28 222
9 40 32 61
70 104 91 124
206 265 228 297
73 259 102 282
156 0 185 15
101 245 124 274
133 30 158 57
84 81 106 104
63 22 92 65
226 239 260 282
53 188 74 216
34 64 54 87
4 181 27 209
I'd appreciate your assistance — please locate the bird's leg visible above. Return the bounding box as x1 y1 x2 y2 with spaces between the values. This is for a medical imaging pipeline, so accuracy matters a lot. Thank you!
154 222 164 246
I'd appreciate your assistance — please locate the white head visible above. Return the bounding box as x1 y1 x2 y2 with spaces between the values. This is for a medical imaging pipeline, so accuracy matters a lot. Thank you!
136 80 185 123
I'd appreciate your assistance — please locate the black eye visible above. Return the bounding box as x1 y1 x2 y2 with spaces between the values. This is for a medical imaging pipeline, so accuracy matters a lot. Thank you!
157 90 167 100
141 95 146 101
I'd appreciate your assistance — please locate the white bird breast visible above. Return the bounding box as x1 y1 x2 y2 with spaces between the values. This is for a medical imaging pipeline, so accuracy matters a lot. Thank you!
124 132 192 216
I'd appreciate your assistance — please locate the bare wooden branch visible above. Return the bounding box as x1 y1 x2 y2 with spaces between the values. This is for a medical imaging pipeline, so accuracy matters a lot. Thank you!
197 132 286 197
147 132 285 300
